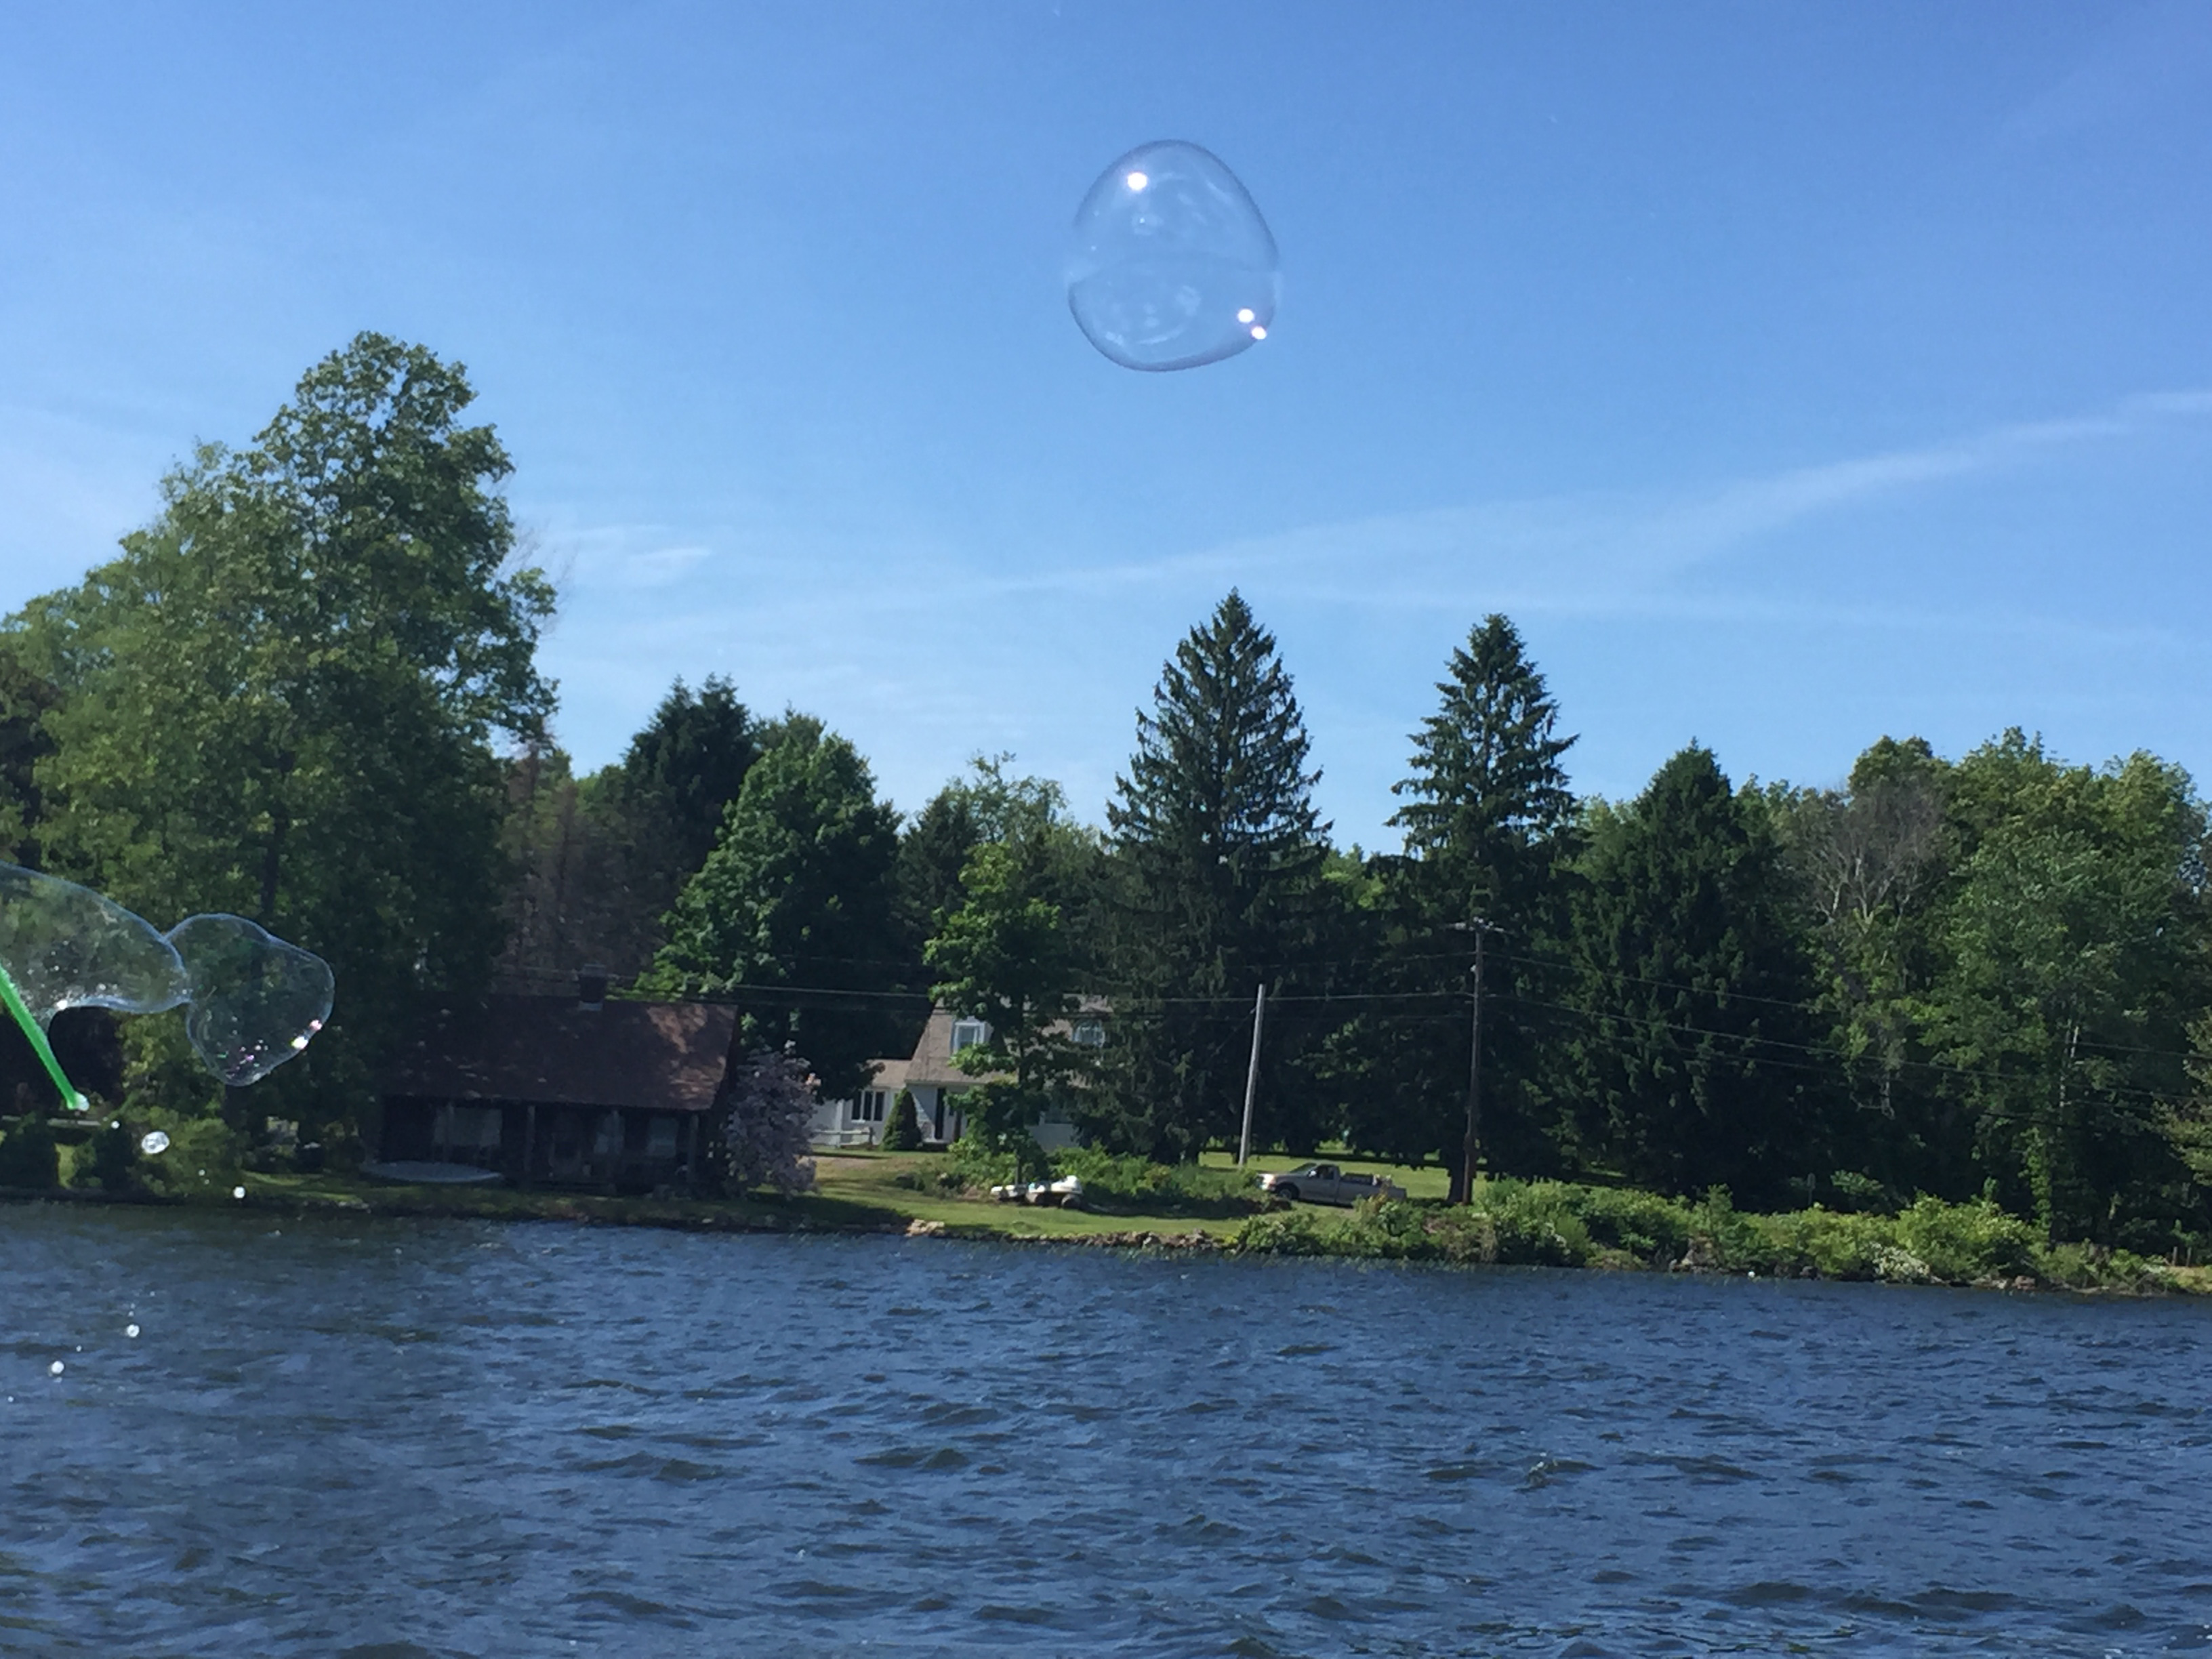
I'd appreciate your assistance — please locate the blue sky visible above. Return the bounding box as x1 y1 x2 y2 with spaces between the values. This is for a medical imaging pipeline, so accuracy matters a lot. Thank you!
2 1 2208 844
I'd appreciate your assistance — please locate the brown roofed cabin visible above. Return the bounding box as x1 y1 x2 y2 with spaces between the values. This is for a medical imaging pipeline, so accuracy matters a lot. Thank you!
380 977 734 1191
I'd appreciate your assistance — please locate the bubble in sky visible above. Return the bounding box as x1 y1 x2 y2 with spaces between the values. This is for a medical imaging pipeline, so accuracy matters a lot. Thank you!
140 1131 171 1156
1066 140 1279 372
165 915 334 1086
47 1361 62 1377
125 1324 140 1339
232 1186 246 1200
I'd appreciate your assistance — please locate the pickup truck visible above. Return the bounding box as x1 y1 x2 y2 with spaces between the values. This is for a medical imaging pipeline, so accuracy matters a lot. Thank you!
1256 1162 1407 1206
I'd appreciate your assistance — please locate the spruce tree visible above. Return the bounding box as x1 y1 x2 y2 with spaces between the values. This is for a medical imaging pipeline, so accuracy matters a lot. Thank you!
1353 616 1578 1193
1101 592 1332 1158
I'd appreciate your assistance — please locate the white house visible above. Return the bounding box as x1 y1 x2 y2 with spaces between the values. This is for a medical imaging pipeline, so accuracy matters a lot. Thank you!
814 1005 1097 1150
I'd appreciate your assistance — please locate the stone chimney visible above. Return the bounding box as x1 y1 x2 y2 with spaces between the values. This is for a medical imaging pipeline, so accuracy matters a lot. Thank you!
577 964 609 1011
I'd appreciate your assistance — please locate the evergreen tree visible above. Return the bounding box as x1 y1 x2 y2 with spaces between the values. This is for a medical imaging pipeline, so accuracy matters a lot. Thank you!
642 716 903 1101
1345 616 1579 1195
609 675 760 890
1100 592 1333 1158
1564 745 1830 1206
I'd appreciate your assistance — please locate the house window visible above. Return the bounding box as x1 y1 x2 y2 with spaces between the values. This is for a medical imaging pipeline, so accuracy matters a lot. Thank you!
647 1117 679 1159
949 1019 990 1055
1071 1018 1105 1048
859 1090 888 1123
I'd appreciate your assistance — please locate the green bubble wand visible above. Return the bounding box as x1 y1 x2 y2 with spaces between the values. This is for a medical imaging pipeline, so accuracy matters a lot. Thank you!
0 958 88 1113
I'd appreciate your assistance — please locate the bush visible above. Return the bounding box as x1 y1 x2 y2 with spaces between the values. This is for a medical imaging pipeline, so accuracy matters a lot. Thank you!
1049 1147 1259 1209
882 1088 922 1151
1895 1196 2036 1284
130 1111 247 1198
72 1120 136 1192
940 1129 1021 1192
0 1115 60 1189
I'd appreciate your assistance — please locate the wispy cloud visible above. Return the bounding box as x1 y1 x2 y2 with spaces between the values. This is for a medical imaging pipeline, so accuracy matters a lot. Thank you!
974 388 2212 621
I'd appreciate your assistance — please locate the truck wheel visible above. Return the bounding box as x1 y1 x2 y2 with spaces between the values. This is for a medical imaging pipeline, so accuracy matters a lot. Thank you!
1275 1183 1299 1204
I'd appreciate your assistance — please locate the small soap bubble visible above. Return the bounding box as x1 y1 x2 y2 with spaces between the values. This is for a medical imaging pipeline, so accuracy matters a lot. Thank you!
1066 140 1279 372
232 1185 246 1200
140 1130 170 1156
125 1324 140 1339
47 1361 62 1376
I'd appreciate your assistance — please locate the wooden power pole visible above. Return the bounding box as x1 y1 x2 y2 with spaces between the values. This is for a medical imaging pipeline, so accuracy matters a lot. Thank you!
1237 982 1268 1166
1450 919 1495 1206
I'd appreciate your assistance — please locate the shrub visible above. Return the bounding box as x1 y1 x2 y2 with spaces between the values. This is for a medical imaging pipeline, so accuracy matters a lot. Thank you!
131 1111 246 1197
941 1129 1020 1192
1230 1207 1332 1256
1894 1196 2036 1284
0 1115 60 1189
882 1088 923 1151
72 1120 136 1192
721 1047 817 1195
1049 1147 1259 1209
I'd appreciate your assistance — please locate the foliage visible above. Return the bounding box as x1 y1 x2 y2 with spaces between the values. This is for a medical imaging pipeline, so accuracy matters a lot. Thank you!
129 1109 248 1198
1047 1145 1260 1209
882 1088 923 1151
1225 1181 2075 1286
1100 590 1336 1158
644 716 905 1101
1561 745 1834 1206
926 821 1088 1183
720 1046 817 1196
1921 737 2208 1244
72 1119 136 1191
8 333 554 1140
0 1113 59 1189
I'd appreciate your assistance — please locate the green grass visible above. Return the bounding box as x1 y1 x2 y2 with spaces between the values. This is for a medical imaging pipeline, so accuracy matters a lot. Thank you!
1197 1148 1452 1200
213 1155 1248 1243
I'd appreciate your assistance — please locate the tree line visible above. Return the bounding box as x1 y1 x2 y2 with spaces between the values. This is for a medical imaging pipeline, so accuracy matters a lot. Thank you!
4 334 2209 1250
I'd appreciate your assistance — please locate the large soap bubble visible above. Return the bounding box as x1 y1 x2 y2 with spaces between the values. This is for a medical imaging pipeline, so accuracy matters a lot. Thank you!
0 863 190 1028
0 863 190 1109
0 862 333 1106
165 914 334 1086
1066 140 1279 372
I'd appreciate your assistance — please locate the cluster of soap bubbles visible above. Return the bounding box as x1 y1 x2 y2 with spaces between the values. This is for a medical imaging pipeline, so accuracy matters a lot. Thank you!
1067 140 1279 373
0 862 333 1117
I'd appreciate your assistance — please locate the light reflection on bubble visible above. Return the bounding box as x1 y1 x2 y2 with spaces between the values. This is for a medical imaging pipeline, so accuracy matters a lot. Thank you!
140 1130 170 1155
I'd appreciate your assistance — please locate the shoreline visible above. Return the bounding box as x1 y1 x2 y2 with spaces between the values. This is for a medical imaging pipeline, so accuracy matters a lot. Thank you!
7 1172 2208 1296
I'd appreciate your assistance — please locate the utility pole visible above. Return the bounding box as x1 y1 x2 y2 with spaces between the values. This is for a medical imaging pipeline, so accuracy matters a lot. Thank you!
1448 920 1496 1206
1237 981 1268 1166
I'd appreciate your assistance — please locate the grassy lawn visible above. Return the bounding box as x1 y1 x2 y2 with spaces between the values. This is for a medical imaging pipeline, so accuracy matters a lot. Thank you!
222 1154 1249 1242
1197 1148 1452 1201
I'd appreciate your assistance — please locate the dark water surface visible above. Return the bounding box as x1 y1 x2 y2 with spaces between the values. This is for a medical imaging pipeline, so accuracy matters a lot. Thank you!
3 1206 2211 1656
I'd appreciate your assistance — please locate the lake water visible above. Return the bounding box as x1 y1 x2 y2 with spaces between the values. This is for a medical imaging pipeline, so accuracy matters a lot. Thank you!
2 1205 2209 1656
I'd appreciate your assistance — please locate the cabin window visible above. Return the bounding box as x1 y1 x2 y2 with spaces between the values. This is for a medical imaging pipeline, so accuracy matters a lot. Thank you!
1071 1018 1105 1048
949 1019 990 1055
592 1113 623 1157
647 1116 679 1159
